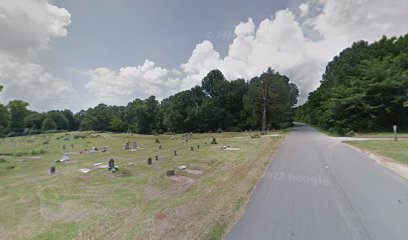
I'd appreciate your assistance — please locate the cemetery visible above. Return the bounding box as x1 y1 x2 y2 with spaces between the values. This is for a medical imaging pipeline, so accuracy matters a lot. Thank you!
0 130 284 239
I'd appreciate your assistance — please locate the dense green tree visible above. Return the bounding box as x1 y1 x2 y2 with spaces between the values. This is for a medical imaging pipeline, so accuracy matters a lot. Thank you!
62 109 78 131
297 35 408 134
162 89 207 132
0 86 9 136
46 111 69 130
201 70 230 106
0 104 8 136
8 100 29 135
1 68 299 136
24 112 44 130
79 104 113 131
108 117 126 132
125 96 161 134
42 117 57 132
243 68 294 131
224 79 249 130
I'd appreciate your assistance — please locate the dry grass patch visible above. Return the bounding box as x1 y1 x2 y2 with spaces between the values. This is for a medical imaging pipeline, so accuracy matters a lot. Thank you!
0 132 284 239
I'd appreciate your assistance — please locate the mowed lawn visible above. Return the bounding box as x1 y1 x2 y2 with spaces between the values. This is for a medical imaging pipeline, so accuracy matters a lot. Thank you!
0 131 283 240
346 140 408 165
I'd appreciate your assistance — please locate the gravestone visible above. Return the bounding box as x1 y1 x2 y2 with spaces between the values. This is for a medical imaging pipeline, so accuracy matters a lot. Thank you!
211 137 217 144
197 145 200 149
167 169 175 177
393 125 398 141
133 142 137 149
159 144 162 149
62 145 66 150
174 150 177 156
191 146 194 151
49 166 56 175
148 158 152 165
155 155 158 161
124 143 130 150
108 159 115 170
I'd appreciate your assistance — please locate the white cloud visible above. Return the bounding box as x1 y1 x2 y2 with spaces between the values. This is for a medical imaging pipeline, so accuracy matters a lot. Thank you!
299 3 309 17
85 60 182 105
0 0 74 111
0 0 70 59
177 0 408 103
84 0 408 106
180 41 221 89
0 61 77 110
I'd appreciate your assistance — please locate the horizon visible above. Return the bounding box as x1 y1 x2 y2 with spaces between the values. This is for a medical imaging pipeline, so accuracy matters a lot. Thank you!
0 0 407 112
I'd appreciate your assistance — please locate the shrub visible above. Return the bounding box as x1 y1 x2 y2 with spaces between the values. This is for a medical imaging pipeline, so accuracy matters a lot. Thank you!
226 127 241 132
31 149 47 155
251 134 260 138
345 130 356 137
118 168 132 177
44 130 64 134
73 134 86 139
216 128 223 133
14 152 25 157
155 138 160 143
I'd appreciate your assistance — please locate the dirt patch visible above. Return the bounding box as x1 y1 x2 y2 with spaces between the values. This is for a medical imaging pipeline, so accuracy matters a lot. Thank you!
169 175 195 184
39 200 90 222
367 152 408 180
185 169 203 175
166 176 196 195
144 186 162 200
144 177 196 200
156 212 167 220
77 175 92 183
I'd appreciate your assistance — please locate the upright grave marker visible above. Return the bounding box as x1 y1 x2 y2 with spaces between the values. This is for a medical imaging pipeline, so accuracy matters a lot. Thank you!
49 166 56 175
167 169 175 177
108 159 115 170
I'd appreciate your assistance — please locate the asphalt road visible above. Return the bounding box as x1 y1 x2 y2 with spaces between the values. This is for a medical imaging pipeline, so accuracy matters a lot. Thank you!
226 124 408 240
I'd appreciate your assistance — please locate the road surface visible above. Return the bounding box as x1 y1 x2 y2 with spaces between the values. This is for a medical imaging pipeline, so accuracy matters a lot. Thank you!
226 124 408 240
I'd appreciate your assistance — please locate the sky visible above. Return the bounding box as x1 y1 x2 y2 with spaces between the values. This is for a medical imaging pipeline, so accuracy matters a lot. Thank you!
0 0 407 113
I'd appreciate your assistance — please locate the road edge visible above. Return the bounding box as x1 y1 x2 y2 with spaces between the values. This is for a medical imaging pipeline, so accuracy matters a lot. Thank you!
342 142 408 181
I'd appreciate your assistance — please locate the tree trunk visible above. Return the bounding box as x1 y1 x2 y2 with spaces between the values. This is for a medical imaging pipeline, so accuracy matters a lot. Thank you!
262 105 266 132
261 81 268 133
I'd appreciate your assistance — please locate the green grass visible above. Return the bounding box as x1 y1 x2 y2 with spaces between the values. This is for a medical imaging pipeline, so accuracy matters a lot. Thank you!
346 140 408 165
353 132 408 138
206 221 227 240
0 131 283 239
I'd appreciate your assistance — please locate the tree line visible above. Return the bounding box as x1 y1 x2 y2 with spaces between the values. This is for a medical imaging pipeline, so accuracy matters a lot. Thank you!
0 68 299 137
296 34 408 135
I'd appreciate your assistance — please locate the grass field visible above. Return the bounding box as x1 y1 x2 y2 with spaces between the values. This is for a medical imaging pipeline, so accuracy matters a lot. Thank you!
346 140 408 165
354 132 408 138
0 131 283 240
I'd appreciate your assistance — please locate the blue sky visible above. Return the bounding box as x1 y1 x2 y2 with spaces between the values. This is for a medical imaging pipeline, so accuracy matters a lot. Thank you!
0 0 407 112
46 0 294 68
